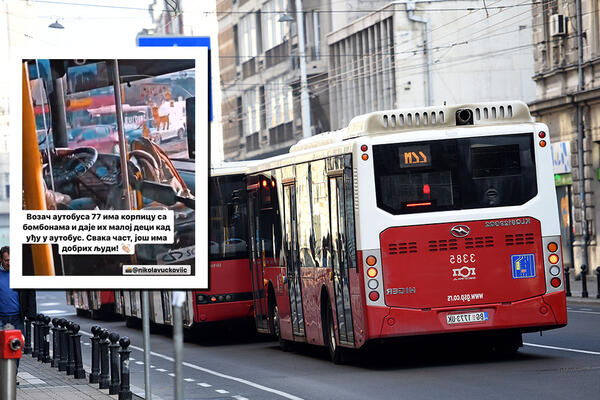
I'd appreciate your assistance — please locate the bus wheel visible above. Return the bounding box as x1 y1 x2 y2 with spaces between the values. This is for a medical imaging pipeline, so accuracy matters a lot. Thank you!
75 308 89 317
272 303 292 352
324 303 344 364
493 332 522 357
125 316 141 329
177 128 185 139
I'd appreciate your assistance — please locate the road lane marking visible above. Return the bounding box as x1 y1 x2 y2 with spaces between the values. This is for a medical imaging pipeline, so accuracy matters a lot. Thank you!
136 361 144 365
40 309 69 315
233 396 249 400
216 389 229 394
168 373 175 377
81 329 304 400
198 383 212 387
524 342 600 355
184 378 195 382
568 310 600 315
156 368 167 372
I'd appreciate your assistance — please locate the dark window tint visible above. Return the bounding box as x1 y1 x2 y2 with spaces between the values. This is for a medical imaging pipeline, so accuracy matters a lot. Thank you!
373 133 537 214
471 144 520 178
209 174 249 260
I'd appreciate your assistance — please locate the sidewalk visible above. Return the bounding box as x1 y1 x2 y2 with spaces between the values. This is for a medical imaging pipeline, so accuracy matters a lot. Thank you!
565 268 600 306
16 353 134 400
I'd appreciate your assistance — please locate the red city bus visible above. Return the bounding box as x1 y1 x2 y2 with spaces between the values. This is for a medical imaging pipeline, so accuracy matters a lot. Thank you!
247 101 567 363
115 163 254 329
66 290 116 319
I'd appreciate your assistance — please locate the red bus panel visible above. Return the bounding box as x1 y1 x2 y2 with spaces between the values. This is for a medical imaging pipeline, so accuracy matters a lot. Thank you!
192 258 253 323
380 218 545 309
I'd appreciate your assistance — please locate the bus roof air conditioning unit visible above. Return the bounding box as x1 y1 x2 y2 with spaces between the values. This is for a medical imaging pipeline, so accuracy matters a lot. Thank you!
550 14 566 37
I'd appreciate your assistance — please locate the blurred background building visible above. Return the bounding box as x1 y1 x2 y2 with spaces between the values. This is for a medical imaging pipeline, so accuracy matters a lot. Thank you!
531 0 600 271
213 0 535 159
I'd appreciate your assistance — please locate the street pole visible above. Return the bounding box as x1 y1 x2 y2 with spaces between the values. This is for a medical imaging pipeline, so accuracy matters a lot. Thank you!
295 0 312 138
575 0 589 272
172 291 186 400
141 291 152 400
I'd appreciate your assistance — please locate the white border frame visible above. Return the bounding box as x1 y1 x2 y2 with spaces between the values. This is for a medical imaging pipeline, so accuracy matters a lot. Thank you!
10 47 208 289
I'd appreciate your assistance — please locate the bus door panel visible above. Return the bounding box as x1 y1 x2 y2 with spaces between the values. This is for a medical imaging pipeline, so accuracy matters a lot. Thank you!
329 175 355 346
283 184 305 337
248 189 269 332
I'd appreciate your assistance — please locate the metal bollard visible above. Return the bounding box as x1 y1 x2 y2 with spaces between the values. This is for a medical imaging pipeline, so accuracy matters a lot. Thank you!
42 316 51 363
581 264 589 298
109 332 120 394
58 319 68 372
71 324 86 379
99 329 110 389
89 326 101 384
118 337 132 400
36 314 44 362
0 330 23 400
66 321 75 375
564 264 572 297
51 318 60 367
596 266 600 299
23 317 32 355
32 314 40 359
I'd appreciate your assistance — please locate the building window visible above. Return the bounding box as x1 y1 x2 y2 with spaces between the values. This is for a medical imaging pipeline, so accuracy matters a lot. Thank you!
243 87 261 137
262 0 288 51
239 12 258 63
266 76 294 129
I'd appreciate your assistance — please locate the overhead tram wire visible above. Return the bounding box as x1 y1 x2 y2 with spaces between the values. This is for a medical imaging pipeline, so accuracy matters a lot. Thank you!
218 41 534 127
23 0 556 15
219 39 538 126
219 8 547 115
219 2 569 103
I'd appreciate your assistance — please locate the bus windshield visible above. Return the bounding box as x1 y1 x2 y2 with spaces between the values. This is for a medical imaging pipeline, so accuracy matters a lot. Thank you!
209 175 248 261
373 133 537 214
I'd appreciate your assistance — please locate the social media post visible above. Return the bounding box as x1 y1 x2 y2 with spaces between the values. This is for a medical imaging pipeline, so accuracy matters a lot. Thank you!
10 49 208 288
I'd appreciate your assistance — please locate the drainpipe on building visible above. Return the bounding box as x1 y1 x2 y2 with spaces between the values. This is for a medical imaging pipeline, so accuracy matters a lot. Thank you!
406 0 433 106
575 0 589 273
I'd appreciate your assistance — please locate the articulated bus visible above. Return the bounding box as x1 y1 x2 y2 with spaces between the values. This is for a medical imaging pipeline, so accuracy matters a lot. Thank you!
247 101 567 363
66 290 116 319
115 163 254 329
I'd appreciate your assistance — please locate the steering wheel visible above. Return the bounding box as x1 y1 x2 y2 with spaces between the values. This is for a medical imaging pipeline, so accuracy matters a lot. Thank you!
45 147 98 186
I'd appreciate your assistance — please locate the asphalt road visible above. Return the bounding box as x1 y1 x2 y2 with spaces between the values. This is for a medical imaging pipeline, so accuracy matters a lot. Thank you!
36 291 600 400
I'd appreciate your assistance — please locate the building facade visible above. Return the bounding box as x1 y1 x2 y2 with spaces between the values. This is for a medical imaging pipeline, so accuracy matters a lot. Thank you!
327 1 536 130
531 0 600 271
217 0 358 160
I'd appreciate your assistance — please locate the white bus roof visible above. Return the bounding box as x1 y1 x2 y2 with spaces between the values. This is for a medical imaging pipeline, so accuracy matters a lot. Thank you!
290 100 533 153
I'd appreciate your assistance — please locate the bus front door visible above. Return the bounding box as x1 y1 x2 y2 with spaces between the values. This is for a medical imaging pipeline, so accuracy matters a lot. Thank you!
283 184 305 337
248 190 269 333
329 175 355 346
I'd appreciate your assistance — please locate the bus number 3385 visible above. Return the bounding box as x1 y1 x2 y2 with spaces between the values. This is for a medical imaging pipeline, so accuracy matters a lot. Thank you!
449 254 476 264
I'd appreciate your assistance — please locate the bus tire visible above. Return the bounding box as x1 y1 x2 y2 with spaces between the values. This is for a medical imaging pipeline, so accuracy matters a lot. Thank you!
125 316 141 329
272 302 292 352
324 302 344 364
177 128 184 139
75 308 89 317
493 332 522 356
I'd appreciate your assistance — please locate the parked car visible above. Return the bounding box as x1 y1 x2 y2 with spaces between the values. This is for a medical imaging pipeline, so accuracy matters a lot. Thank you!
68 124 119 154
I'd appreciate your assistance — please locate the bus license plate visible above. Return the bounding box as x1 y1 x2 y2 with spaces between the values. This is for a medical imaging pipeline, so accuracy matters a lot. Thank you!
446 311 488 325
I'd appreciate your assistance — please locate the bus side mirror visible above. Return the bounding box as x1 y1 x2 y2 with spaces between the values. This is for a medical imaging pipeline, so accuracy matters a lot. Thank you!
141 180 177 206
186 97 195 159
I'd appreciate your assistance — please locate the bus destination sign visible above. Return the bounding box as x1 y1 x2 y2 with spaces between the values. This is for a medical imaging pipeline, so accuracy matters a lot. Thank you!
399 144 431 168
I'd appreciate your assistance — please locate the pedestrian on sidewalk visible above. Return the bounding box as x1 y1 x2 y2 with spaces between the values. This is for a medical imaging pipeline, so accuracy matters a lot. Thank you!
0 245 37 348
